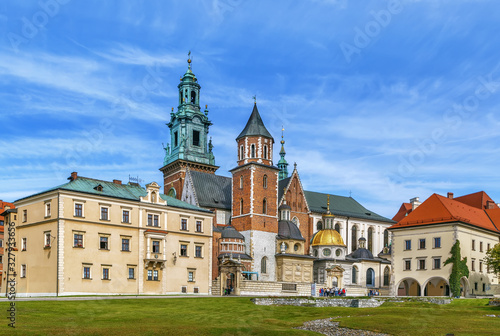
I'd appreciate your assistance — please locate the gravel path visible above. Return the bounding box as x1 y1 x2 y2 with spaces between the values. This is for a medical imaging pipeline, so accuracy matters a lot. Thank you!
294 318 391 336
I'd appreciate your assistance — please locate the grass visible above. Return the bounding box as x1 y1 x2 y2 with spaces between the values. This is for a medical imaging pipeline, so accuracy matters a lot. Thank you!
1 297 499 335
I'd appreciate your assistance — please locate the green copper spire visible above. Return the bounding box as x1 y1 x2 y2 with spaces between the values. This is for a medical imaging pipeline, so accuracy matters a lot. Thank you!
163 53 215 167
278 126 289 180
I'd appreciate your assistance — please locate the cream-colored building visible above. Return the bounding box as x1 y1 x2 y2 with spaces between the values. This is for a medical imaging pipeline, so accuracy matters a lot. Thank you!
389 192 500 297
4 172 213 297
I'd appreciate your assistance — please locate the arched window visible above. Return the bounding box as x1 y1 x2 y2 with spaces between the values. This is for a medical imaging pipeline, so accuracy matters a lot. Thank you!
292 216 299 227
368 227 373 253
263 175 267 189
352 266 358 284
240 199 244 215
240 175 243 189
383 229 389 247
262 198 267 214
383 266 390 286
351 226 358 251
317 221 323 231
366 268 375 287
190 90 196 104
334 223 340 233
251 144 256 158
240 145 244 160
261 257 267 274
263 145 268 159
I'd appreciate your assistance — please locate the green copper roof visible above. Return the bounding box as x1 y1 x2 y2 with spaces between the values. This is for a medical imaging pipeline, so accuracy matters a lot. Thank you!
16 176 209 213
236 104 273 140
304 191 395 223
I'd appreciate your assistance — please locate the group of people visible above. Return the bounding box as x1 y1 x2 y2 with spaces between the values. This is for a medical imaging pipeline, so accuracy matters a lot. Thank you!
368 289 381 296
319 287 346 297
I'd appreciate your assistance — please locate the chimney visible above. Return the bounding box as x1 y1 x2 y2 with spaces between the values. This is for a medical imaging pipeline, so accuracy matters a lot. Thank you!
487 200 495 209
447 192 454 199
113 179 122 185
410 197 421 210
68 172 78 181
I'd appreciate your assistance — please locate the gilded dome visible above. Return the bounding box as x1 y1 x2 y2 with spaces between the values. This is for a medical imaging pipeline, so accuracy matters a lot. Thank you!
311 229 345 246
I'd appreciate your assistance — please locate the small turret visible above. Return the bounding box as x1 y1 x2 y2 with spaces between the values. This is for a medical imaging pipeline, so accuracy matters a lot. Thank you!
278 126 289 180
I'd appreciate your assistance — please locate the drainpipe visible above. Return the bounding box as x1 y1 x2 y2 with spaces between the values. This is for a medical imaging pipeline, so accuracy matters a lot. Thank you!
56 192 60 297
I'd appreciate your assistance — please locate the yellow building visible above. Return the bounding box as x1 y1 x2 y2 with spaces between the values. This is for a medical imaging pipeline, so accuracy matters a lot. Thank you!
389 192 500 297
4 172 213 297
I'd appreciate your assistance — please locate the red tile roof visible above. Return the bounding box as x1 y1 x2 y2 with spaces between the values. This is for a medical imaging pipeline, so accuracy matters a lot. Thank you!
392 202 412 222
389 193 500 234
454 191 499 210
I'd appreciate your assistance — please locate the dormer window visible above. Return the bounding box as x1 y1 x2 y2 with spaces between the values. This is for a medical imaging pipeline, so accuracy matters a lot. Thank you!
94 184 103 192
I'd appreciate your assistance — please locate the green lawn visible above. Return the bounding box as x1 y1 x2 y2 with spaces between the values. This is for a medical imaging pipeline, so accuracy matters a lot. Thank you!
1 297 499 335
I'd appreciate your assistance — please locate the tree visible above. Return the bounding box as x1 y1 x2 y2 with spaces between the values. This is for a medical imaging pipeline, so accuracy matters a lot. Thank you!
443 240 469 298
484 243 500 275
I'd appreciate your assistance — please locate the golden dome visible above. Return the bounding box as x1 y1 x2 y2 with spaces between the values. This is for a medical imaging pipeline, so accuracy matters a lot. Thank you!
312 229 345 247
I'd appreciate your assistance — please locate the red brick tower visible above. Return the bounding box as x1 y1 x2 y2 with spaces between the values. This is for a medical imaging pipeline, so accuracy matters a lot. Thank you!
230 103 280 280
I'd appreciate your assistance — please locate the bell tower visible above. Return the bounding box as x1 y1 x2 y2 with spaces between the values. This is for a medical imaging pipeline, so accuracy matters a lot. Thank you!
230 102 280 281
160 53 218 198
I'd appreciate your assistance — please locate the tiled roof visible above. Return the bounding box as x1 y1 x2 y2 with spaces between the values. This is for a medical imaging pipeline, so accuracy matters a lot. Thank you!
390 193 500 233
392 202 412 222
278 177 291 200
189 171 232 210
16 176 209 212
454 191 499 210
236 104 273 140
304 191 395 223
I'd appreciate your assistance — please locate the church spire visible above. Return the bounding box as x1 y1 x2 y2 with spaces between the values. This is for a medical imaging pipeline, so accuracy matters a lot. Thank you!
278 126 289 180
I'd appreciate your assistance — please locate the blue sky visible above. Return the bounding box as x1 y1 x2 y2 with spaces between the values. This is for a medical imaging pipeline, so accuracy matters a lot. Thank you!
1 0 500 218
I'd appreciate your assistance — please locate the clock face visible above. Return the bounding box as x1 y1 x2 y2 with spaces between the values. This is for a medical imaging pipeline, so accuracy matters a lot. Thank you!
323 248 331 257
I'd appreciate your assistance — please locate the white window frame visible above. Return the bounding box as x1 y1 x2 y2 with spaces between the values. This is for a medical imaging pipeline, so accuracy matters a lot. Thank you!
44 231 51 248
21 264 27 278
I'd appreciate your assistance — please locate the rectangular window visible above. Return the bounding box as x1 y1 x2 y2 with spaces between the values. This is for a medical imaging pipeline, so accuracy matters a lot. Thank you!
174 131 178 147
102 268 110 280
152 240 160 253
433 258 441 269
45 232 51 248
418 259 426 270
404 240 411 250
122 238 130 251
74 233 84 248
83 266 91 279
0 255 2 263
100 236 109 250
21 264 27 278
188 271 195 282
75 203 83 217
475 282 478 291
148 269 158 281
101 207 109 220
195 245 202 258
488 243 491 251
472 239 475 251
419 238 426 249
433 237 441 248
471 259 475 271
196 220 202 232
180 244 188 257
480 241 483 252
122 210 130 223
22 238 27 251
404 259 411 271
182 286 187 293
23 209 27 222
45 203 51 217
192 130 200 147
479 261 483 273
0 240 2 248
128 267 135 279
483 283 486 292
181 218 188 230
148 214 159 227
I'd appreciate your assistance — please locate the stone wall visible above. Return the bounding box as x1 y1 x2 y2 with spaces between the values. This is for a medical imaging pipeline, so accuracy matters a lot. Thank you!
240 280 312 296
252 297 384 308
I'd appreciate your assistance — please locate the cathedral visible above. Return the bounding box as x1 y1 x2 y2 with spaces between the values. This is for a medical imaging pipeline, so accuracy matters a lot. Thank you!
160 56 395 296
